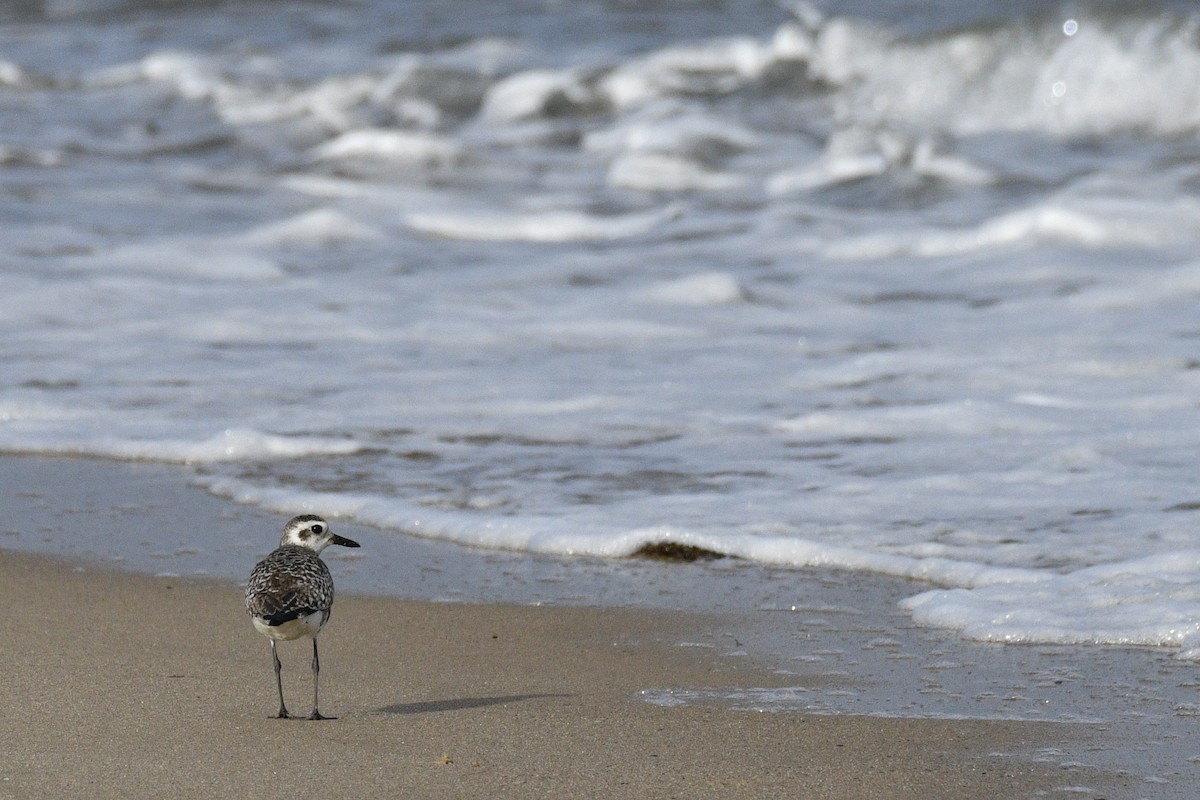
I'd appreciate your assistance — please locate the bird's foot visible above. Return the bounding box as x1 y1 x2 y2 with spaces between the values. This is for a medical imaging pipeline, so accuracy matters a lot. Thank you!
274 708 291 719
307 710 336 721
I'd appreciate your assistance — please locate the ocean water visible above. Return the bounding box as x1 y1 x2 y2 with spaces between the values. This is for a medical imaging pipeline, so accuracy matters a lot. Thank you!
5 0 1200 659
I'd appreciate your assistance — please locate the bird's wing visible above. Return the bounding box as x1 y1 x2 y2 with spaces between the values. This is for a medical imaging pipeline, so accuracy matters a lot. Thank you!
245 552 333 623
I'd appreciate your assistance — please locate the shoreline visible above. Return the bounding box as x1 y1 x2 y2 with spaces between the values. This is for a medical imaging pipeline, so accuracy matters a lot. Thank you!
0 453 1194 795
0 548 1123 799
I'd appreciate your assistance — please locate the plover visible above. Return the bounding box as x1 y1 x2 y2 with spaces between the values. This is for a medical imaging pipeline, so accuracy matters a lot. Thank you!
245 514 360 720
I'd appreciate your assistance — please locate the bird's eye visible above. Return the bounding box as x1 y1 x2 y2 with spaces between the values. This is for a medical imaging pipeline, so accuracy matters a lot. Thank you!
311 524 324 535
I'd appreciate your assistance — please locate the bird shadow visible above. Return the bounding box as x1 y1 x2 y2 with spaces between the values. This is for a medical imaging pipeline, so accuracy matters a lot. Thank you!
376 693 571 715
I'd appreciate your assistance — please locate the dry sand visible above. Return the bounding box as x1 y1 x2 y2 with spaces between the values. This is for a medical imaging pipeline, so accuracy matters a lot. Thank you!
0 549 1124 799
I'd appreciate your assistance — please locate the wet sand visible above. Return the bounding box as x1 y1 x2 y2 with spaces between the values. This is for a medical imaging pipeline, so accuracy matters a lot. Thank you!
0 546 1124 799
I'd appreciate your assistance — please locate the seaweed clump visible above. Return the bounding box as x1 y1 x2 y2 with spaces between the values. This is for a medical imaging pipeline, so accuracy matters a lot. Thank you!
631 541 728 562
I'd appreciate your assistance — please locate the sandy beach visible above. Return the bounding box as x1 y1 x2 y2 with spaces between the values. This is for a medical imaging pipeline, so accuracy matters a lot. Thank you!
0 545 1125 799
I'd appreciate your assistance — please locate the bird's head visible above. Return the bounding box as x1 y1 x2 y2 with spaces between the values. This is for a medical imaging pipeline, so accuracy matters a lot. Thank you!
279 514 360 553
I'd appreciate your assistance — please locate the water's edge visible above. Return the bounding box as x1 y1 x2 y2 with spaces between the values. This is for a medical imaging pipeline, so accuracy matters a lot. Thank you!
4 453 1198 792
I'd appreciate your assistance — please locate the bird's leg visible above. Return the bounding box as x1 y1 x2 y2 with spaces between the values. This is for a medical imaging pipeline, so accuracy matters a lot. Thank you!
308 638 335 720
271 640 289 719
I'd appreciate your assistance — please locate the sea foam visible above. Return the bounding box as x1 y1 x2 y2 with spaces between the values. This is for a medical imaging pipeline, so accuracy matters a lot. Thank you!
6 0 1200 662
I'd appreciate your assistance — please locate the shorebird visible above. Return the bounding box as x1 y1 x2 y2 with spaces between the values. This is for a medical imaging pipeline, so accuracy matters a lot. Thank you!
245 514 360 720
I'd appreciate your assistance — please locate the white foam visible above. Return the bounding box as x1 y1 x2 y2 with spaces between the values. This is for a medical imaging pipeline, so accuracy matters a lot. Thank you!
768 130 993 195
234 209 384 247
601 37 775 109
824 201 1177 261
406 205 677 242
636 272 746 305
0 428 363 463
0 59 26 86
479 68 597 122
625 14 1180 140
902 552 1200 658
608 153 745 192
199 463 1200 661
584 104 760 156
281 174 394 199
138 429 363 462
774 401 1056 440
310 129 462 166
137 50 221 100
196 473 1054 590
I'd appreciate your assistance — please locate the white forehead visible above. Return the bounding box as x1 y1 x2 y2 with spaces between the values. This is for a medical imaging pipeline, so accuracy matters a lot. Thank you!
286 515 327 533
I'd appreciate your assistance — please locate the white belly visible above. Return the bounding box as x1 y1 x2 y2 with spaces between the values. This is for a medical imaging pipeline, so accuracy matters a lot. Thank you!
252 611 325 641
